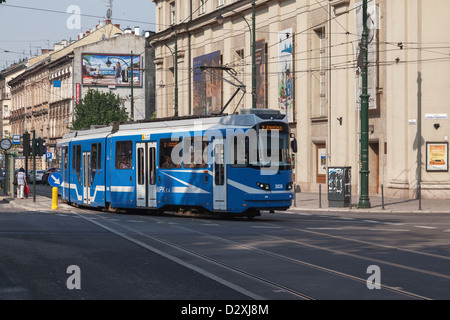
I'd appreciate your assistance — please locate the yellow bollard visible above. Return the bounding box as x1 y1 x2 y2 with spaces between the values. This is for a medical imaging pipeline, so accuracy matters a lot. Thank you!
51 187 58 210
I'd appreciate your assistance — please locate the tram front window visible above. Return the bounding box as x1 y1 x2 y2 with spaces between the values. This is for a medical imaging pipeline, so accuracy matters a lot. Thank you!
230 123 292 171
251 131 292 171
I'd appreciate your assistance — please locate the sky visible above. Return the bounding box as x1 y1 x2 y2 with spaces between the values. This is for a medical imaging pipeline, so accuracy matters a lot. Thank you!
0 0 156 69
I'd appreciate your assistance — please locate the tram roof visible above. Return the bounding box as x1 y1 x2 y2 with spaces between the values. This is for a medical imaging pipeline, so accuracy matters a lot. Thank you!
58 109 287 146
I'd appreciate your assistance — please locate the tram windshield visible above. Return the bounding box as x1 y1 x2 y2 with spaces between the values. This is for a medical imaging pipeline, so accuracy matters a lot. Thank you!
230 122 292 171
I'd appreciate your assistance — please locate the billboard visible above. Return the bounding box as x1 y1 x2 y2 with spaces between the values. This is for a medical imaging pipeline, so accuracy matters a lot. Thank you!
278 29 294 122
193 50 222 115
255 39 266 108
82 53 141 86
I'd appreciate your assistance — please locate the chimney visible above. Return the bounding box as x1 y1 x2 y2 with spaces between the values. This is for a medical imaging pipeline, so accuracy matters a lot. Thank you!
134 26 140 36
105 19 111 25
124 27 132 34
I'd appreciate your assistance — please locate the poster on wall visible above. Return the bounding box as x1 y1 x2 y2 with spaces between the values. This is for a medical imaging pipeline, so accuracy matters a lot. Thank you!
82 53 141 86
426 142 448 172
255 39 266 109
278 29 294 123
193 50 222 115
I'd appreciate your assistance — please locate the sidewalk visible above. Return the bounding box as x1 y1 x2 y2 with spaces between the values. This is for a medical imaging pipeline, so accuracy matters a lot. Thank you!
292 191 450 214
0 193 61 211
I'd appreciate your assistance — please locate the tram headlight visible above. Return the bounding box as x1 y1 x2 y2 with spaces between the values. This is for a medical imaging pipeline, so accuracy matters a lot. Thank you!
256 182 271 191
286 182 293 190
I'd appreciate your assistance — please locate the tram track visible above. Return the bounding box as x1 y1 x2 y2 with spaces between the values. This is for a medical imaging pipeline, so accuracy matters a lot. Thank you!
161 220 433 300
75 212 315 300
75 211 436 300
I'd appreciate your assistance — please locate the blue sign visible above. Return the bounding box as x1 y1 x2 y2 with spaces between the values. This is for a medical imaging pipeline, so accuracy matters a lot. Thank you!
12 135 21 145
53 80 61 87
46 152 52 159
49 172 63 187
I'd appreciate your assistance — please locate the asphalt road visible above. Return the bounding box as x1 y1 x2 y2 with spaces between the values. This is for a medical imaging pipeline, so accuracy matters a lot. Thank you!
1 188 450 305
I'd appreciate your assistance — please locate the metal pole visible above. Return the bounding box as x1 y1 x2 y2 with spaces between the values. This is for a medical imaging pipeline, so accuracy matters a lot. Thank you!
251 0 256 108
381 184 385 210
32 130 36 203
358 0 371 208
131 51 134 121
319 184 322 208
174 30 178 117
418 183 422 210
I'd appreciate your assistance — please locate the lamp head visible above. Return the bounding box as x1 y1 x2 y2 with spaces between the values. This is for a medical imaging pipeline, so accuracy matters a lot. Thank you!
216 13 224 25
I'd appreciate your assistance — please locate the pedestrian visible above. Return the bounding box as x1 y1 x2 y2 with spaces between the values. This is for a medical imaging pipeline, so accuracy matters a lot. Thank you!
16 168 27 199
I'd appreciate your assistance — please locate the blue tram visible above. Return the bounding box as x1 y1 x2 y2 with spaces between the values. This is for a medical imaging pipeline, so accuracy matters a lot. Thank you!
56 108 296 218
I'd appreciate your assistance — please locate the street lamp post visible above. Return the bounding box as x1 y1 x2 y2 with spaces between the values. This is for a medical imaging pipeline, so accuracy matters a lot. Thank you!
216 0 256 108
251 0 256 109
105 53 135 120
358 0 371 208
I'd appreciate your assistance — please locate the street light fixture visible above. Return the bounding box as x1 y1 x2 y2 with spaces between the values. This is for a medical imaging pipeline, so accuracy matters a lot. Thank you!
215 0 256 108
104 54 135 120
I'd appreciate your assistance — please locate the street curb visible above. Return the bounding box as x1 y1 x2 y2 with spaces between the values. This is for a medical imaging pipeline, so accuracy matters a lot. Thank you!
289 207 450 215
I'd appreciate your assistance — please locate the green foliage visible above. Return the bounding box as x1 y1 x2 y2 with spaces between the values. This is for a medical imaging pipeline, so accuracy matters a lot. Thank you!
72 89 129 130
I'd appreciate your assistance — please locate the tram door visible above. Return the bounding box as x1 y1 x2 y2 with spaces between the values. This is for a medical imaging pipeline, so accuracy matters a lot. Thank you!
82 151 91 205
136 142 157 208
212 140 227 211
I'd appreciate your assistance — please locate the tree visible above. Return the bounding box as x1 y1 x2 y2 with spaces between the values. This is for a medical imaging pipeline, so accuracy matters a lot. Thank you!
72 89 129 130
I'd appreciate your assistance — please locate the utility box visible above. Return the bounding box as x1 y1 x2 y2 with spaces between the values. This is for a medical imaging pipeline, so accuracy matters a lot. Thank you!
328 167 351 208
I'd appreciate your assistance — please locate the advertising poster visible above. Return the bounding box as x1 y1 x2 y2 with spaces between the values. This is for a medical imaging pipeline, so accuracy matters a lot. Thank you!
82 53 141 86
278 29 294 122
426 142 448 172
255 39 266 109
193 50 222 115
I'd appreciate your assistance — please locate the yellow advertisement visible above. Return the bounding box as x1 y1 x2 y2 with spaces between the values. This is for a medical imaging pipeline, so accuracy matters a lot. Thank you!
427 142 448 171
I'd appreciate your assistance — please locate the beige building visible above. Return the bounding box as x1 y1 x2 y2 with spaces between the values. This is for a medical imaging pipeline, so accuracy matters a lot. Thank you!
0 61 27 142
149 0 450 200
8 22 124 169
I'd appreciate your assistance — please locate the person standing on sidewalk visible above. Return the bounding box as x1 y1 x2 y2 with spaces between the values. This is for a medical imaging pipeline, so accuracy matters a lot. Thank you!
16 168 27 199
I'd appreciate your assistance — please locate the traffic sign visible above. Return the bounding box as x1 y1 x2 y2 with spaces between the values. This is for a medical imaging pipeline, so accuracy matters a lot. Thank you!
46 152 52 159
12 135 21 145
48 172 63 187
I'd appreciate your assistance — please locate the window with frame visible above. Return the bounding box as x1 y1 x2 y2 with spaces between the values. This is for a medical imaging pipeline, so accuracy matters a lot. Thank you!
170 2 176 25
160 138 182 169
91 143 102 180
183 137 208 168
217 0 225 7
63 147 68 170
199 0 206 14
72 145 81 184
116 141 132 169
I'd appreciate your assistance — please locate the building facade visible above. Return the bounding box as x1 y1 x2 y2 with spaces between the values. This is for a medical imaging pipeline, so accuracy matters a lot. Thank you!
7 21 155 169
0 61 27 142
149 0 450 200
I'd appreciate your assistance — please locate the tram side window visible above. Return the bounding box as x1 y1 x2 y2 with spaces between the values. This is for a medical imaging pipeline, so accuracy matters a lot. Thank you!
159 138 182 169
183 137 208 168
98 143 102 169
91 143 98 181
231 135 249 167
116 141 132 169
214 144 225 185
75 145 81 184
63 147 68 170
